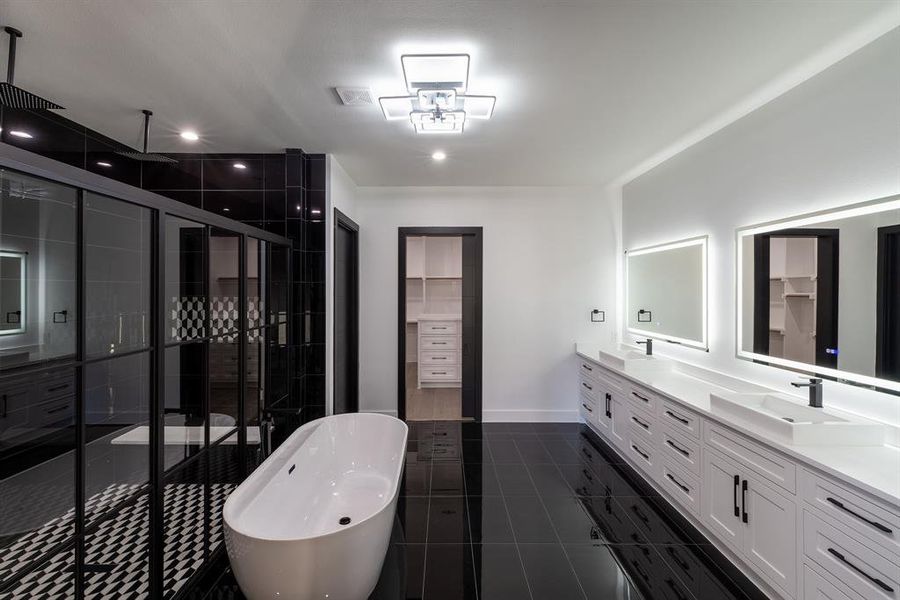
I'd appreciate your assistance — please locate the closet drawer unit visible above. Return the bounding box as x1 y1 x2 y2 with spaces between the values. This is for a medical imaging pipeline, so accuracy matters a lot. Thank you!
420 351 458 366
803 512 899 600
579 359 599 381
803 565 863 600
660 459 701 517
705 422 796 493
800 469 900 556
628 408 655 443
39 375 76 401
420 336 458 351
627 430 657 478
419 320 458 335
660 426 701 477
419 365 460 381
578 376 600 402
659 399 701 439
628 383 657 413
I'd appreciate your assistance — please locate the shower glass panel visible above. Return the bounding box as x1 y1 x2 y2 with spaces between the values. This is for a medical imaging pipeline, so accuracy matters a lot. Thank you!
164 342 206 471
165 216 207 343
83 492 150 598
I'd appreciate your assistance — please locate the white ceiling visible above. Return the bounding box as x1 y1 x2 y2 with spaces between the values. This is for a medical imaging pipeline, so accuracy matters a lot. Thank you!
2 1 897 186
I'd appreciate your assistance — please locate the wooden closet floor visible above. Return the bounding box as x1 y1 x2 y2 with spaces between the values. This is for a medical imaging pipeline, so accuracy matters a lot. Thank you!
406 363 462 420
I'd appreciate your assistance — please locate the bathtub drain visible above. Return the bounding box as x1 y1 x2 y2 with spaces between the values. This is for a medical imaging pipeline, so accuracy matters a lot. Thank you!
339 517 351 525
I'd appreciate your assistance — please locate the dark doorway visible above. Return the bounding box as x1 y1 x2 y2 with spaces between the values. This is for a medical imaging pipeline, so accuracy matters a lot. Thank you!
333 209 359 414
398 227 483 421
753 228 839 368
876 225 900 382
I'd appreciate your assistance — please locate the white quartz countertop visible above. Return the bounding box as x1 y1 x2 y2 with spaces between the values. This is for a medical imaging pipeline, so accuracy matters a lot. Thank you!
576 342 900 505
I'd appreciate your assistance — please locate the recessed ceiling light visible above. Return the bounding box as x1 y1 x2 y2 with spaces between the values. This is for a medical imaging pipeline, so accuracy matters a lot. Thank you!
311 209 322 215
179 130 199 142
432 151 446 161
296 205 302 211
223 208 230 212
96 161 112 168
233 163 247 170
9 130 33 139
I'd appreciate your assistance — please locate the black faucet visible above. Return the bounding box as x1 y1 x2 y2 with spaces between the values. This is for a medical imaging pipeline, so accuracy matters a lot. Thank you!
791 378 823 408
636 338 653 356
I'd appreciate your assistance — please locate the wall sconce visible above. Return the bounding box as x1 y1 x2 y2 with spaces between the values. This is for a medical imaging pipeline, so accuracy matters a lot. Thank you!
591 309 605 323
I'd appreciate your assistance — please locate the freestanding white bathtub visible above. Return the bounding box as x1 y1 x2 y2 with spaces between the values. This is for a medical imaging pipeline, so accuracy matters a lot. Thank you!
223 413 408 600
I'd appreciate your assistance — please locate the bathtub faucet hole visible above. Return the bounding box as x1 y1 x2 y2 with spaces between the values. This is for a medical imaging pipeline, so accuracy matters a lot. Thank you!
339 516 351 525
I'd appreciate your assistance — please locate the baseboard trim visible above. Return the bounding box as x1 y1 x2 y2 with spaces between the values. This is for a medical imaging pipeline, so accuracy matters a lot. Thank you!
482 409 579 423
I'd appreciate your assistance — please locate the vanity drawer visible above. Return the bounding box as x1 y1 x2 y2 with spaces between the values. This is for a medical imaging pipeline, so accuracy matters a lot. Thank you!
595 368 625 394
578 376 600 402
800 469 900 557
420 365 459 381
579 359 599 381
627 430 657 478
420 336 458 351
659 399 701 439
660 426 701 477
803 512 899 600
420 350 457 366
628 408 655 443
628 383 657 413
705 422 796 493
419 321 458 335
803 564 863 600
660 459 701 517
579 395 598 422
31 396 74 427
39 376 76 400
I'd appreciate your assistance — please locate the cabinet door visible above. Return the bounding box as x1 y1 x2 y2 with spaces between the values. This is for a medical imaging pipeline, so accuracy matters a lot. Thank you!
743 473 797 597
609 393 628 451
701 450 744 552
593 391 612 438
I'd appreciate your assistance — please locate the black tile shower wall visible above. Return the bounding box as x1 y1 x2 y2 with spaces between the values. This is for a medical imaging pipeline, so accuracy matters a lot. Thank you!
0 108 328 425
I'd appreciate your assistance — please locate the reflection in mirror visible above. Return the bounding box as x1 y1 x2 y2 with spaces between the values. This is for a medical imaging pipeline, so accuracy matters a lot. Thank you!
0 252 25 335
626 236 708 350
738 196 900 391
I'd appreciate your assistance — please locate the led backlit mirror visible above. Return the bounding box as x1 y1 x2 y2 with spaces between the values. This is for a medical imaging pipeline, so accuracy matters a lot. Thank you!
626 236 708 350
737 195 900 394
0 251 25 335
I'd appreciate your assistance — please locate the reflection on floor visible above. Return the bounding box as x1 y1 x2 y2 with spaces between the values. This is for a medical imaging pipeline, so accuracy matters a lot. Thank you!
405 364 462 421
196 422 768 600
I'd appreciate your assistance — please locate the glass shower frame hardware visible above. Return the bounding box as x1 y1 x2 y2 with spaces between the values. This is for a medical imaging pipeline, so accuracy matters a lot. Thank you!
0 142 293 600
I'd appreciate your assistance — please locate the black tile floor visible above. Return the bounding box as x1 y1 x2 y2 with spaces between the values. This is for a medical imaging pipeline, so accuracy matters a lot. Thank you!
197 422 769 600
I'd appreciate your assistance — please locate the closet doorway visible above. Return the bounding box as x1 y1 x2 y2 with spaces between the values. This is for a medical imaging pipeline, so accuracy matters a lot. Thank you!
398 228 482 421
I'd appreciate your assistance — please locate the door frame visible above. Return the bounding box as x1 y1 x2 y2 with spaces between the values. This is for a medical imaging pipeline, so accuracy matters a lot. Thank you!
333 208 359 414
876 224 900 379
398 227 483 421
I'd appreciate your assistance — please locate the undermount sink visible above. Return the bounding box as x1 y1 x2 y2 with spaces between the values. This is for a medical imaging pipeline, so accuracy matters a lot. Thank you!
592 345 672 375
710 392 885 446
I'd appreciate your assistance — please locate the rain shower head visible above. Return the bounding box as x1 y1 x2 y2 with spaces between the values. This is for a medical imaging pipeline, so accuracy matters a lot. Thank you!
0 26 65 110
115 110 178 163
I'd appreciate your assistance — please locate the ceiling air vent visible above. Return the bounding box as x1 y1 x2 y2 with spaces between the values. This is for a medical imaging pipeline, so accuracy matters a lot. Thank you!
335 87 374 106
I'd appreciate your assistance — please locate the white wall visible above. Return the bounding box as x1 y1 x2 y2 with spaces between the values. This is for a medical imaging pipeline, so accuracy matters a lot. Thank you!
621 28 900 427
350 185 618 421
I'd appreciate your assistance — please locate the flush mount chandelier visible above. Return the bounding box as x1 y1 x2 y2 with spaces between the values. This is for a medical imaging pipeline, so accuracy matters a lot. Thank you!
379 54 496 134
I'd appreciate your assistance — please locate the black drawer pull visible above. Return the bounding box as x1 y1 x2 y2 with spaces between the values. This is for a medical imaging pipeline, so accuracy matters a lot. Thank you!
605 393 611 418
631 444 649 461
630 560 650 583
582 468 593 482
733 475 740 517
582 381 593 391
582 363 593 372
666 473 690 494
632 391 650 403
631 415 650 430
826 497 893 534
827 548 894 593
666 439 690 457
45 404 70 415
666 546 691 573
47 384 70 393
581 403 593 414
432 357 447 360
631 504 650 525
581 447 593 459
665 410 689 425
432 342 447 345
432 326 447 330
432 372 447 375
741 479 748 523
664 578 689 600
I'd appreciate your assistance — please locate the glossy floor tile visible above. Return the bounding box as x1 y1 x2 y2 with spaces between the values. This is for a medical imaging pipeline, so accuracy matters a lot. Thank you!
196 422 769 600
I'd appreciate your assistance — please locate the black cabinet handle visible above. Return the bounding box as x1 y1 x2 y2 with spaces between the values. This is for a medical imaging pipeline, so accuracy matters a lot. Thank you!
826 497 893 534
581 447 592 459
0 393 6 418
47 383 69 393
733 475 740 518
581 468 593 482
667 473 690 494
631 415 649 430
605 393 611 418
666 439 689 457
582 381 593 391
741 479 748 524
432 342 447 345
827 548 894 593
581 403 593 414
631 444 649 461
45 404 70 415
432 372 447 375
582 363 593 372
432 357 447 360
666 546 691 574
632 391 650 403
665 410 689 425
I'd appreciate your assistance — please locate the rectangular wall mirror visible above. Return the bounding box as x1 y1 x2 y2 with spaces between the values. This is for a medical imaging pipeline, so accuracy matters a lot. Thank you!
0 251 25 335
626 236 708 350
737 194 900 394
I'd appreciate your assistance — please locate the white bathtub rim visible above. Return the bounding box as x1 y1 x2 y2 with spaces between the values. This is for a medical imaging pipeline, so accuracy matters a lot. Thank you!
223 412 408 543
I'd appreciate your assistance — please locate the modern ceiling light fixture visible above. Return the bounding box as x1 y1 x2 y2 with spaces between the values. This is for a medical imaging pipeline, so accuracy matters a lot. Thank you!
432 151 446 161
379 54 496 135
233 162 247 170
180 130 199 142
